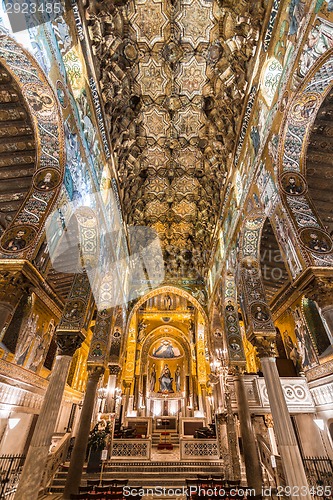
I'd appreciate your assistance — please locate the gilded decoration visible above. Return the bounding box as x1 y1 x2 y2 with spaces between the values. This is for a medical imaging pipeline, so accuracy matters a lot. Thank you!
0 37 65 258
85 0 266 277
175 0 214 47
279 52 333 266
131 0 168 45
138 59 168 99
176 57 206 98
223 274 246 365
240 213 276 341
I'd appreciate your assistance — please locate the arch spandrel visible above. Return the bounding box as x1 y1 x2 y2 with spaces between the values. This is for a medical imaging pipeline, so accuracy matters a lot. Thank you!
126 284 209 331
0 36 65 259
239 211 276 345
123 286 209 385
278 50 333 268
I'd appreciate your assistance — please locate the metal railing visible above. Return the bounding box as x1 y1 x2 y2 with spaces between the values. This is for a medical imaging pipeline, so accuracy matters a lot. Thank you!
303 457 333 498
0 455 25 499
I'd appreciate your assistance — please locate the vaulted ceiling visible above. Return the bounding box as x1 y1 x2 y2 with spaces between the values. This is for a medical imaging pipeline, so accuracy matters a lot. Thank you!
0 62 36 235
86 0 265 279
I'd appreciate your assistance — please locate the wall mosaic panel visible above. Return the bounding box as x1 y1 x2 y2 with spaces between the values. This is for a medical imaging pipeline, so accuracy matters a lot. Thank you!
239 213 276 343
223 274 246 366
279 51 333 266
0 36 65 258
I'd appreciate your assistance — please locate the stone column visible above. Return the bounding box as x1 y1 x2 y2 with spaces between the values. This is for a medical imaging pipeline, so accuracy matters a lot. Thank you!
105 365 120 413
200 383 208 418
14 334 84 500
122 382 131 424
225 383 241 480
133 374 140 411
259 353 311 499
306 277 333 342
234 371 262 494
63 366 104 499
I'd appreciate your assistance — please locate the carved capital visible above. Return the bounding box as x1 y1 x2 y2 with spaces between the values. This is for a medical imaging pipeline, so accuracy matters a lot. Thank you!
305 277 333 309
0 269 31 307
264 414 274 428
56 330 85 356
230 365 245 377
108 364 121 375
216 413 227 424
253 336 277 358
87 365 105 382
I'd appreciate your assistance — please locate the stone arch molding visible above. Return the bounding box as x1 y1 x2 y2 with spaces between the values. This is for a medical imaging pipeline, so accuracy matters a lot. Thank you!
239 211 276 345
0 35 65 258
278 50 333 267
126 285 209 333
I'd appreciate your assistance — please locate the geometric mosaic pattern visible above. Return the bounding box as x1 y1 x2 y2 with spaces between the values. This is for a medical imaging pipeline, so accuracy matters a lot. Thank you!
86 0 266 278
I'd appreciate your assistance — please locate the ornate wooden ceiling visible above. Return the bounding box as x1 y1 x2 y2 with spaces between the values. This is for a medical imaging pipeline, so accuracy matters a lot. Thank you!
0 62 36 235
85 0 265 279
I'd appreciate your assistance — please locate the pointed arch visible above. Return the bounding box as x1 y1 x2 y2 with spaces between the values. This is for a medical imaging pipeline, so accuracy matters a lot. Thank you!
278 50 333 267
0 35 65 258
126 284 209 330
238 211 276 343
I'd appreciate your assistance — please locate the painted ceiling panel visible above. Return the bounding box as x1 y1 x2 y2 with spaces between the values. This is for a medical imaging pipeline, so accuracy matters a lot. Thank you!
86 0 265 279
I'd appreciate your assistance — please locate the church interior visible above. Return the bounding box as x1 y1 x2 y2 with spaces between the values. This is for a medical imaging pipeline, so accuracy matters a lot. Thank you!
0 0 333 498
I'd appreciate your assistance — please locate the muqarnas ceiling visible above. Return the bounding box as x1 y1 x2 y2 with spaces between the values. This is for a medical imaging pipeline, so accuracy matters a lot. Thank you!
86 0 265 278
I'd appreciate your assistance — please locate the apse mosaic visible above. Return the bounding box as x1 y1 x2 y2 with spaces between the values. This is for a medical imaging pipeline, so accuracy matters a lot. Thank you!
148 336 184 394
152 339 181 359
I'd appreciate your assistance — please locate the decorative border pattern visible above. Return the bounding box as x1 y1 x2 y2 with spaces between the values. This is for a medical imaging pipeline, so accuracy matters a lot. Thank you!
0 35 65 259
279 51 333 266
223 274 246 365
239 212 275 339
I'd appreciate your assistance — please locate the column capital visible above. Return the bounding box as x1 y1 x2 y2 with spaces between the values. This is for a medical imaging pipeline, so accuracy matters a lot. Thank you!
123 380 131 391
56 330 85 356
230 365 246 377
253 335 277 358
108 364 121 375
264 414 274 428
87 365 105 381
0 268 31 306
305 276 333 309
216 413 227 424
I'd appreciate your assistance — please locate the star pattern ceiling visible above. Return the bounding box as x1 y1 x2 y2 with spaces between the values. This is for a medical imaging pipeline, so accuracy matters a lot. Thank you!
86 0 265 279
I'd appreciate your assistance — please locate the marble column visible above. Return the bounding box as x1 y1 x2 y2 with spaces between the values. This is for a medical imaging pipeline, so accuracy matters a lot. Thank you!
200 383 208 418
306 277 333 342
122 383 131 425
225 385 241 480
234 372 262 494
105 365 120 413
260 356 311 499
14 334 83 500
63 366 104 499
318 305 333 343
